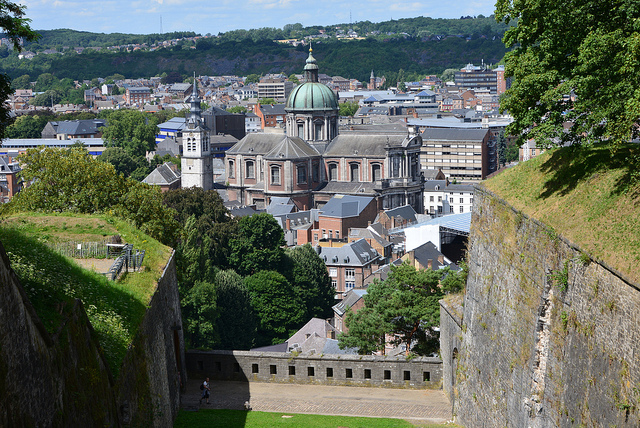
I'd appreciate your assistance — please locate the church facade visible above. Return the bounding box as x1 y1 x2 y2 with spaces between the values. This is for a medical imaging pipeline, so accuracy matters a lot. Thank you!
225 49 424 213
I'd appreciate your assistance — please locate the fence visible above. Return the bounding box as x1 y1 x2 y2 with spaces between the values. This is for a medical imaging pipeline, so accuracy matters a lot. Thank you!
49 241 110 259
105 244 146 281
48 240 145 281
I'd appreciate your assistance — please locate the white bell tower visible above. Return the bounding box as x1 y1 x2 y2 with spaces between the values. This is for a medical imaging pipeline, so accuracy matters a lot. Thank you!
181 75 213 190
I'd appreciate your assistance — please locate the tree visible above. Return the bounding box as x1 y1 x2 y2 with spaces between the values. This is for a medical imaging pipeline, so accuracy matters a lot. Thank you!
97 147 141 177
6 146 179 246
12 74 31 89
229 213 286 276
339 262 444 356
441 68 458 82
338 101 359 117
496 0 640 148
100 110 159 157
286 244 335 321
338 307 387 355
244 270 305 346
226 106 247 114
258 98 276 105
214 269 257 350
245 74 260 84
287 74 300 85
5 114 47 138
182 280 219 349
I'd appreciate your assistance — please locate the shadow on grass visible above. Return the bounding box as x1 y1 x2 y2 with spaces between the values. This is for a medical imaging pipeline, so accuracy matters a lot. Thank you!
0 227 147 376
537 143 640 200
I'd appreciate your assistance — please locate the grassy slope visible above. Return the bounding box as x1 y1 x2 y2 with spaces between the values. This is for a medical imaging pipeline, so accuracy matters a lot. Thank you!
0 212 171 376
483 143 640 284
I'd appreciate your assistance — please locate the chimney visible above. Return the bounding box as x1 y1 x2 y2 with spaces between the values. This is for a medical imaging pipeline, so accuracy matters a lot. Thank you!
438 255 444 264
427 259 433 270
286 218 291 230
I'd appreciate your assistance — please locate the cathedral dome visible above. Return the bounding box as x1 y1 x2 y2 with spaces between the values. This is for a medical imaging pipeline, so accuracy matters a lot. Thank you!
285 47 338 112
286 81 339 111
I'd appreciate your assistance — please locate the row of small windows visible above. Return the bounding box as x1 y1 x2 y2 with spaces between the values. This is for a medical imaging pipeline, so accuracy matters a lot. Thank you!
248 364 431 381
231 160 384 183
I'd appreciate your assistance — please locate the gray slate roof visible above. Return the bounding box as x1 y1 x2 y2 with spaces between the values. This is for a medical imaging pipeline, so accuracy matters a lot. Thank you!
381 204 417 224
50 119 106 135
410 241 459 271
264 136 321 160
142 162 181 186
332 289 367 317
314 181 376 195
228 133 318 158
422 127 490 142
324 133 410 157
317 238 379 267
320 194 374 218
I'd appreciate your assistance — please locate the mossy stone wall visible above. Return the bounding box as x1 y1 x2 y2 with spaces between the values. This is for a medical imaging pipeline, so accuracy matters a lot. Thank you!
448 188 640 427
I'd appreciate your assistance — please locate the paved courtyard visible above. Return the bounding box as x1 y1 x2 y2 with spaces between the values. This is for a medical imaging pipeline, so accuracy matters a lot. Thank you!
182 379 452 424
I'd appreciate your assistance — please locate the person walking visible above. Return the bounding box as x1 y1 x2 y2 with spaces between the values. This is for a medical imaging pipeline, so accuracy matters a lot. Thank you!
200 377 211 405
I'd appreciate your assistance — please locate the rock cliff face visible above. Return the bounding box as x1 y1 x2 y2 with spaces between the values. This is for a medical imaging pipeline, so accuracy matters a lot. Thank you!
0 241 185 427
443 188 640 427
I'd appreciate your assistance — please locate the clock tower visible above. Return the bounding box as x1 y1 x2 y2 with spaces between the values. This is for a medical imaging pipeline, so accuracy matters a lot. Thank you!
181 76 213 190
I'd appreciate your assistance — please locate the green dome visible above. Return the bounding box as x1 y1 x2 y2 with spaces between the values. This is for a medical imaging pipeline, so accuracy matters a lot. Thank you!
285 82 339 112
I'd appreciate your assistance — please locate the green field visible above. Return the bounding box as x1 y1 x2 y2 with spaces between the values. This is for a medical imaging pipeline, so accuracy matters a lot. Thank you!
174 409 459 428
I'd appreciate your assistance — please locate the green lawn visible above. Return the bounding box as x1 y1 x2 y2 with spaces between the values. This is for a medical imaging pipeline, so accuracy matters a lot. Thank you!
484 143 640 284
174 409 459 428
0 212 171 376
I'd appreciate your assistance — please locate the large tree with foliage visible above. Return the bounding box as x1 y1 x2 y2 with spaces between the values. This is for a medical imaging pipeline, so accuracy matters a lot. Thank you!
286 244 335 321
182 280 219 349
6 146 179 245
496 0 640 147
214 269 257 350
100 110 159 157
244 270 305 347
229 213 286 276
338 307 388 355
339 262 445 356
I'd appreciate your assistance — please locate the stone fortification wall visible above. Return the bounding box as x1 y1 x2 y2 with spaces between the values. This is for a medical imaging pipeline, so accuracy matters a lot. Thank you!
186 350 442 389
449 187 640 427
439 298 462 407
115 250 186 427
0 241 185 427
0 242 119 427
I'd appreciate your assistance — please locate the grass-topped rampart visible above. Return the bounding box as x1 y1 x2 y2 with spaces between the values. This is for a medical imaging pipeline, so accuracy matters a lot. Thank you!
0 212 171 376
483 143 640 284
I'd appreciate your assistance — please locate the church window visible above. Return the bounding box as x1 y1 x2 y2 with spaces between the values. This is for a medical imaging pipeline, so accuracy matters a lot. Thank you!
228 160 234 178
371 164 381 181
392 155 400 178
328 163 338 181
350 163 360 182
297 123 304 139
246 161 255 179
312 162 319 182
315 122 322 140
297 165 307 184
271 165 281 185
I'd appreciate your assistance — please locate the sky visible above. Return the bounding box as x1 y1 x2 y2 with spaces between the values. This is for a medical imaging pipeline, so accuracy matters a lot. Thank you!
19 0 498 36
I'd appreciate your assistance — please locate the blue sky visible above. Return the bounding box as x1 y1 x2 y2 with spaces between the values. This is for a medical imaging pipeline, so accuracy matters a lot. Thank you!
20 0 498 35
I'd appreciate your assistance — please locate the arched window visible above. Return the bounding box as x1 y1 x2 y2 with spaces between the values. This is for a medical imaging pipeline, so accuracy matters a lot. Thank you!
245 161 255 179
271 165 281 185
228 160 235 178
371 164 381 181
350 163 360 182
328 163 338 181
